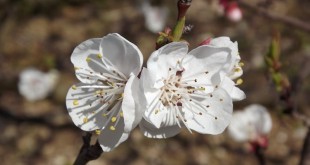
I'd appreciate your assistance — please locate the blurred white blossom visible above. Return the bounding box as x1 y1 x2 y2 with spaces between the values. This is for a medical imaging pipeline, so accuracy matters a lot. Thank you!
18 68 59 101
141 1 168 33
228 104 272 143
66 33 144 152
139 40 245 138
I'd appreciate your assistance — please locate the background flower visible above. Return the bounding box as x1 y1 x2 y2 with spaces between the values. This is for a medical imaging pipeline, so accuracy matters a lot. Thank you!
228 104 272 143
18 68 59 101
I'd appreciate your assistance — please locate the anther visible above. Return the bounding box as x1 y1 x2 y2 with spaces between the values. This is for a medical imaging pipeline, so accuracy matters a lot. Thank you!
111 117 117 122
73 100 79 106
86 57 91 62
95 129 101 135
72 85 77 90
236 78 243 85
110 126 116 131
83 117 88 123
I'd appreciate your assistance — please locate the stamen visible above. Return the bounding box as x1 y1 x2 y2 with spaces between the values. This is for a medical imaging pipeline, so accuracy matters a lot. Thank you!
236 78 243 85
95 129 101 135
73 100 79 106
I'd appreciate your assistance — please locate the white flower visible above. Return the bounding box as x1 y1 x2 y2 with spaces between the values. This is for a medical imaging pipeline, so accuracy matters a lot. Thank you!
142 1 168 33
139 41 245 138
18 68 59 101
228 104 272 142
66 33 143 152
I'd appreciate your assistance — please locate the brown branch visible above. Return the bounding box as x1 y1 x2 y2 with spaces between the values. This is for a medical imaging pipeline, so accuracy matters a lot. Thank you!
254 146 266 165
299 127 310 165
238 0 310 33
73 133 103 165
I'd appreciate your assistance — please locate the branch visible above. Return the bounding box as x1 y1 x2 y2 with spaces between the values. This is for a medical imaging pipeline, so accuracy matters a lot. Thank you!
254 146 266 165
299 127 310 165
73 133 103 165
238 0 310 33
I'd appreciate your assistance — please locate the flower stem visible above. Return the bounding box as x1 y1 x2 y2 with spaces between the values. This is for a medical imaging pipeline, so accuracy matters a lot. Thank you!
73 133 103 165
254 146 266 165
172 0 192 41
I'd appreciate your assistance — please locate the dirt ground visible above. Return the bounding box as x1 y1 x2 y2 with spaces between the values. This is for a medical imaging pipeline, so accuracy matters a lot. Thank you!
0 0 310 165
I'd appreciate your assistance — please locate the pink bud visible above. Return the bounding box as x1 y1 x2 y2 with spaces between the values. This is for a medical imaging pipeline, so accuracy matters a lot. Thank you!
199 38 212 46
225 3 242 22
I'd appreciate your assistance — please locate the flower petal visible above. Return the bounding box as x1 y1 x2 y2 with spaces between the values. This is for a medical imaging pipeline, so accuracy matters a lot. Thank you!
147 42 188 80
228 111 251 141
98 118 129 152
221 76 246 101
71 38 110 84
245 104 272 135
184 88 233 134
66 83 112 131
139 119 181 138
99 33 143 77
182 46 232 80
122 76 144 132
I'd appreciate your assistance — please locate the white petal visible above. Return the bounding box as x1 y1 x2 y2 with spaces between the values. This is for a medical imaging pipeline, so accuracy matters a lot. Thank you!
228 111 251 141
71 38 108 84
220 76 246 101
139 119 181 138
185 88 233 134
98 118 129 152
245 104 272 135
142 3 168 33
66 83 111 131
182 46 232 80
18 68 53 101
100 33 143 78
147 42 188 79
122 76 144 132
228 104 272 142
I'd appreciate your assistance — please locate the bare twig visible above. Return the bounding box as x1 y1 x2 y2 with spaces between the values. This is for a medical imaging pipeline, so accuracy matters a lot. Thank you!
299 127 310 165
254 146 266 165
73 133 103 165
238 0 310 33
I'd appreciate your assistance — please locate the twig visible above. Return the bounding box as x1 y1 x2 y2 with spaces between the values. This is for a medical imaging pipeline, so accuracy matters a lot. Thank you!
254 146 266 165
238 0 310 33
299 127 310 165
73 133 103 165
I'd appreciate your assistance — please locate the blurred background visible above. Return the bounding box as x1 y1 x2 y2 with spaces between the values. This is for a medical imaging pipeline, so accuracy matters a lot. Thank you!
0 0 310 164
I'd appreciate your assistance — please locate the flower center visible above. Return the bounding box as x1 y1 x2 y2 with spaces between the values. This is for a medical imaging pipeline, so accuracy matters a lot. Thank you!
160 68 183 107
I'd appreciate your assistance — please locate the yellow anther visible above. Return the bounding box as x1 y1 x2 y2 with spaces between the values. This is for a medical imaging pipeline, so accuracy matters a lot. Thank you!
74 66 80 70
107 81 115 87
97 53 103 58
86 57 91 62
110 126 116 131
73 100 79 106
239 62 245 67
72 85 77 90
96 90 102 95
155 109 159 114
102 113 107 117
111 117 117 122
120 112 123 117
234 67 241 72
236 78 243 85
95 129 101 135
118 93 124 100
83 117 88 123
198 87 205 91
